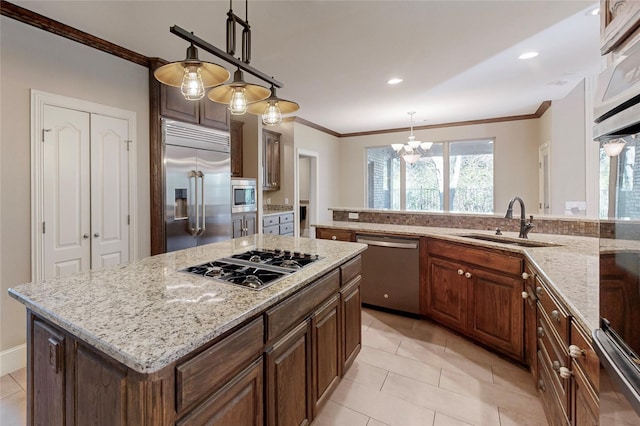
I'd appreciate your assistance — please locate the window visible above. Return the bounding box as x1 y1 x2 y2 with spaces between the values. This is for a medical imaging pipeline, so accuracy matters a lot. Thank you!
600 137 640 219
367 139 494 213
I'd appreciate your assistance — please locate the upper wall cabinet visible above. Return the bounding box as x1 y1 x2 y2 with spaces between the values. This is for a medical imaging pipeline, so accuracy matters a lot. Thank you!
159 84 230 131
263 129 281 191
231 120 244 178
601 0 640 54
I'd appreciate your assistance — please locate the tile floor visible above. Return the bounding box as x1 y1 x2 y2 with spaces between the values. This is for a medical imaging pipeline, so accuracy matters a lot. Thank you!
0 308 547 426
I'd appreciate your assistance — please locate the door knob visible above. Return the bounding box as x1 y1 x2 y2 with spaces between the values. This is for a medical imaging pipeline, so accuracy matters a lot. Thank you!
94 233 100 238
83 234 89 239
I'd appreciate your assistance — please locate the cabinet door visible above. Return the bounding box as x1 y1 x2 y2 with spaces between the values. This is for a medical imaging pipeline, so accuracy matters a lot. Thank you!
468 268 524 361
160 85 199 124
200 100 229 131
572 365 599 426
232 215 244 238
32 320 66 426
263 130 281 191
245 213 257 236
177 358 263 426
315 227 354 242
524 265 538 382
341 276 362 372
311 295 341 417
230 120 244 177
425 256 468 332
266 320 312 426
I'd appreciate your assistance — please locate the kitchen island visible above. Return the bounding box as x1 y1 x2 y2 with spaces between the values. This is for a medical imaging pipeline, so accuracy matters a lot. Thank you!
9 234 366 426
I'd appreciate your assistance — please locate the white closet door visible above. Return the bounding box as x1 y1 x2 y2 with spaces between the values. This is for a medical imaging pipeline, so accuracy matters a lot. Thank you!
90 114 129 269
43 105 91 279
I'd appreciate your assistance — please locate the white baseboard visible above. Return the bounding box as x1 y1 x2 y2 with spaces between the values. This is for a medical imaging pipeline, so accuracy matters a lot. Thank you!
0 344 26 376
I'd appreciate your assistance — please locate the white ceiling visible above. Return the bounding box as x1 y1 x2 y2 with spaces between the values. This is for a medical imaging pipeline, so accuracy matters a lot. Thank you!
11 0 603 134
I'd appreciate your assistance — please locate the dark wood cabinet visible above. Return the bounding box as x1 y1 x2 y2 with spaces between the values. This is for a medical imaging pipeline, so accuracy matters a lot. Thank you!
232 212 257 238
523 263 538 384
311 295 341 417
341 275 362 372
423 238 525 362
230 120 244 177
200 99 230 130
32 320 66 426
160 84 199 124
425 256 469 333
572 363 599 426
263 129 281 191
177 358 263 426
315 227 355 242
266 320 312 426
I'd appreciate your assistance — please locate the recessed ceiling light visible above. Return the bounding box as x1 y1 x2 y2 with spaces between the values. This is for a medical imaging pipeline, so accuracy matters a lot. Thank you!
519 52 539 60
387 78 403 85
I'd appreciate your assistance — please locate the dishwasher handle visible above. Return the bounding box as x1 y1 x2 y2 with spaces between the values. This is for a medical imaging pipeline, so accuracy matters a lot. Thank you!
356 237 418 250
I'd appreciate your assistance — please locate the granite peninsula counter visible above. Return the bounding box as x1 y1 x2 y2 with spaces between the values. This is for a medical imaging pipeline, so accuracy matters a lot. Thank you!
313 221 600 333
9 234 366 374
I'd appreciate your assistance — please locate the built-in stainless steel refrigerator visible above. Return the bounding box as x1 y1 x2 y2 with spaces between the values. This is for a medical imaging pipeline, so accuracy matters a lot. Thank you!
164 119 231 252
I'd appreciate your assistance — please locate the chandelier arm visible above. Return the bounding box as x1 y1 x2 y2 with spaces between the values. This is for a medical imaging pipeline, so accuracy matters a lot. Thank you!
170 25 283 88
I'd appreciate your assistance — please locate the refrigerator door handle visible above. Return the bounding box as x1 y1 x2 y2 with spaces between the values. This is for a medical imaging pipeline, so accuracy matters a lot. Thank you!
188 170 199 236
197 171 205 236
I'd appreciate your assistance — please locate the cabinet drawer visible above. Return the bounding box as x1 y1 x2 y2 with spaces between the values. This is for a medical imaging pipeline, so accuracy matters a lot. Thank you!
266 269 340 342
570 321 599 390
537 350 570 426
176 317 264 413
340 255 361 285
535 276 569 344
427 239 523 276
263 225 279 235
538 313 569 416
263 216 279 227
279 213 294 224
316 228 354 242
279 223 293 235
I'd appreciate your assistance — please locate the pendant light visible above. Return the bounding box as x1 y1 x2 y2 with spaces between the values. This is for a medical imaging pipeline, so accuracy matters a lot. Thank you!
603 139 626 157
247 86 300 125
153 43 230 101
208 68 271 115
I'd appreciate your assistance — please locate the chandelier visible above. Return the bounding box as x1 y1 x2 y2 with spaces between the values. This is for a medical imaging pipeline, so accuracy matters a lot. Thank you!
154 0 299 124
391 112 433 164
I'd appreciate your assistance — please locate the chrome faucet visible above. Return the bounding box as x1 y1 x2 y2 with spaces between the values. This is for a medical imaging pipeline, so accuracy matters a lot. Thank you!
505 196 534 239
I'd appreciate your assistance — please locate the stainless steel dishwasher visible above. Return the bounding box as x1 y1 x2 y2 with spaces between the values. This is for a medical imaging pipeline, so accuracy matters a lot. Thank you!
356 234 420 315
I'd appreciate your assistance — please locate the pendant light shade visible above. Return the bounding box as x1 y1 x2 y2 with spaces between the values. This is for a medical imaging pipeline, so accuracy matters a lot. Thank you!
208 68 271 115
391 112 433 163
603 139 626 156
247 86 300 125
154 44 230 99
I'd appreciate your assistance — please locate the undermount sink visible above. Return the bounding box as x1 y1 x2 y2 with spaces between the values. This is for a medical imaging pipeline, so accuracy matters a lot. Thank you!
458 234 561 248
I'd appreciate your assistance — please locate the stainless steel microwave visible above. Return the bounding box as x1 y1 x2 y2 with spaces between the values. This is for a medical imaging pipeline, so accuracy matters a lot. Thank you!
231 178 257 213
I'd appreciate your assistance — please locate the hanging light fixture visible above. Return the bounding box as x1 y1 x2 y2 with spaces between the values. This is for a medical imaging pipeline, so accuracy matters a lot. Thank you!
208 68 271 115
603 138 626 156
246 86 300 125
154 0 298 114
153 43 230 101
391 112 433 163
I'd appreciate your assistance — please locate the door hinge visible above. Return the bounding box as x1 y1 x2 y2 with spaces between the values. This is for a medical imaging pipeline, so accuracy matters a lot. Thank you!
42 221 46 234
42 128 52 142
125 140 133 151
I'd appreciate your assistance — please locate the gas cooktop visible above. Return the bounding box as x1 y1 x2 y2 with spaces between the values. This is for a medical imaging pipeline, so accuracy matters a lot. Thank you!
181 249 321 290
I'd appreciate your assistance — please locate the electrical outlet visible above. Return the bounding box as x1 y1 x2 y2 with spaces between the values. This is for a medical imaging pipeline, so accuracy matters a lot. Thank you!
348 212 359 220
266 198 271 205
284 198 289 205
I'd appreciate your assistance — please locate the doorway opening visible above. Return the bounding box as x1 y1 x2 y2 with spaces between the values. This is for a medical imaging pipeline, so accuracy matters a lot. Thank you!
296 149 318 238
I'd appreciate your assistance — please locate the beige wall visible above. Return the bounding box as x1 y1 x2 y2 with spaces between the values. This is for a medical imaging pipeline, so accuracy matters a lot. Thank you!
0 18 150 355
338 119 541 214
293 123 341 225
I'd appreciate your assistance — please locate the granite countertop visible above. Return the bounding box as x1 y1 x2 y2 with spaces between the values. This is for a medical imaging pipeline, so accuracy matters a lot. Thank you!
8 235 366 374
263 206 295 217
313 221 601 334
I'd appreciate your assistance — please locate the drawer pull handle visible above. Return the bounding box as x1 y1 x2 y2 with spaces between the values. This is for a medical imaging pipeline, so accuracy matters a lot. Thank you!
331 236 337 240
552 361 561 371
384 293 389 299
537 326 544 337
551 310 560 322
521 291 529 300
522 272 530 280
559 367 573 380
538 379 546 392
536 286 543 295
464 272 472 279
569 345 585 359
457 269 464 275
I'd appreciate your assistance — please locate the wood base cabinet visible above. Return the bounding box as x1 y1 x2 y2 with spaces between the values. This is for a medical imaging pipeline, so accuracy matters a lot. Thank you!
423 238 525 362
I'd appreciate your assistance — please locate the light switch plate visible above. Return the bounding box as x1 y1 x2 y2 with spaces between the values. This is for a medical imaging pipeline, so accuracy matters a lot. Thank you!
348 212 359 220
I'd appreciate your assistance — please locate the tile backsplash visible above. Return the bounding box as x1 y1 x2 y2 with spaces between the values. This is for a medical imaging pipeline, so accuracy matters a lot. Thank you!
331 209 600 238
